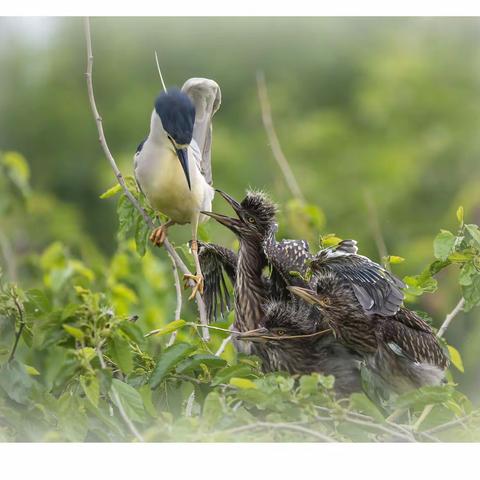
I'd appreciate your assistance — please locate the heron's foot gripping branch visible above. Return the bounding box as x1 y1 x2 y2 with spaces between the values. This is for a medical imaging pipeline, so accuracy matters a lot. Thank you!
183 273 204 300
150 225 169 247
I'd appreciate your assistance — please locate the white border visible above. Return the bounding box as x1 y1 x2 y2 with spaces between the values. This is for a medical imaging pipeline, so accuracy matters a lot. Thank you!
2 1 480 16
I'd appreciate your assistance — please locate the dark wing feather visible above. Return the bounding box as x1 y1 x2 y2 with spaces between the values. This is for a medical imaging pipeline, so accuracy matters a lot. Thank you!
197 242 236 323
263 236 313 300
311 240 405 316
379 310 449 368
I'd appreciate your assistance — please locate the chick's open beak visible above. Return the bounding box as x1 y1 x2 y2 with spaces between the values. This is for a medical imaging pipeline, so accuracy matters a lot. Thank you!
215 189 243 217
200 210 243 233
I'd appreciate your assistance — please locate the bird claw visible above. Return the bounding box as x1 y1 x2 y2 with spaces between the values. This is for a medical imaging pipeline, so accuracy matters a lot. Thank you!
183 273 204 300
150 226 167 247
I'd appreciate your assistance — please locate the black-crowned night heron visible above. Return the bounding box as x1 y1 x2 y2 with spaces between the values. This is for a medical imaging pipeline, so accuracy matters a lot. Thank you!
134 78 221 298
289 273 449 394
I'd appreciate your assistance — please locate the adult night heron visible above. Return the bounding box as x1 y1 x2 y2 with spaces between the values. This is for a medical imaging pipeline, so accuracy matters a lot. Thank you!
134 78 221 298
289 261 449 394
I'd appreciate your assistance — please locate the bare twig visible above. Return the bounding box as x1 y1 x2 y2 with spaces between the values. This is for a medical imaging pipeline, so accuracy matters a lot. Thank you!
422 413 474 435
256 71 305 203
437 297 465 338
313 406 415 442
222 421 335 442
96 342 144 442
83 17 208 339
8 293 25 363
364 190 390 271
215 333 232 356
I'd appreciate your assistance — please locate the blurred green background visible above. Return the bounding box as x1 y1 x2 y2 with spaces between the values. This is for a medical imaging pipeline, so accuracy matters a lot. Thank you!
1 17 479 397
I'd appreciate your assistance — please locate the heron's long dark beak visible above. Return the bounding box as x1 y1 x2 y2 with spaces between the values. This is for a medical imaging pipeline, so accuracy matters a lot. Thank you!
236 327 269 343
200 210 243 233
287 286 321 305
215 189 243 217
176 148 191 190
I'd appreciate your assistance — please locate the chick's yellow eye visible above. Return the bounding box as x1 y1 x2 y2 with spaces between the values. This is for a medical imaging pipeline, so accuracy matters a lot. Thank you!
247 217 255 224
276 329 286 336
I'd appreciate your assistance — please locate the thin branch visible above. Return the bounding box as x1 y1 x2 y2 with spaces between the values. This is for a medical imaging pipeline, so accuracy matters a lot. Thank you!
422 413 474 435
96 343 144 442
167 253 183 347
313 406 415 442
8 293 25 363
222 421 335 442
256 71 305 203
364 190 390 271
437 297 465 338
83 17 208 339
215 334 232 356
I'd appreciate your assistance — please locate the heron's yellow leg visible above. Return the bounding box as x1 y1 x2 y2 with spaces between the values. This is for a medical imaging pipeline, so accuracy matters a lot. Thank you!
183 215 204 300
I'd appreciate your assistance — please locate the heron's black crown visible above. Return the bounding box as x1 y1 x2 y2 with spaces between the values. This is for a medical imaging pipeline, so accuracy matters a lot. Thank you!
155 88 196 145
240 190 278 224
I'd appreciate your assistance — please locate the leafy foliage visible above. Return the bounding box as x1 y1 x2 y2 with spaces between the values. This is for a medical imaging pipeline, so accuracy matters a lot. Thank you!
1 154 480 442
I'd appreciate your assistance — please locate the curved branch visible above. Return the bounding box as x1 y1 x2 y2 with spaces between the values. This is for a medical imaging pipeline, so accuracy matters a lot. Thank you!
437 297 465 338
83 17 209 339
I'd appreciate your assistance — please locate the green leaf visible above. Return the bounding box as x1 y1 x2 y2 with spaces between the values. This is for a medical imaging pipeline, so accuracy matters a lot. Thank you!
109 333 134 374
100 183 122 199
395 385 454 410
202 391 224 426
57 393 88 441
318 374 335 389
111 379 147 423
230 377 257 389
433 230 456 261
456 206 464 225
80 374 100 407
145 319 187 337
462 274 480 311
26 288 52 313
350 393 385 422
0 360 34 405
119 321 145 347
134 215 149 257
62 324 85 341
465 224 480 247
211 364 254 386
138 384 157 418
459 263 476 286
24 364 40 376
117 194 136 238
149 343 195 388
176 354 227 374
384 255 405 264
447 345 464 373
299 374 320 396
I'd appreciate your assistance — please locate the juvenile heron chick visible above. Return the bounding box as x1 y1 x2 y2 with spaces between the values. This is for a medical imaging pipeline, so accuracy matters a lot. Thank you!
289 280 449 394
134 78 221 298
237 300 362 396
